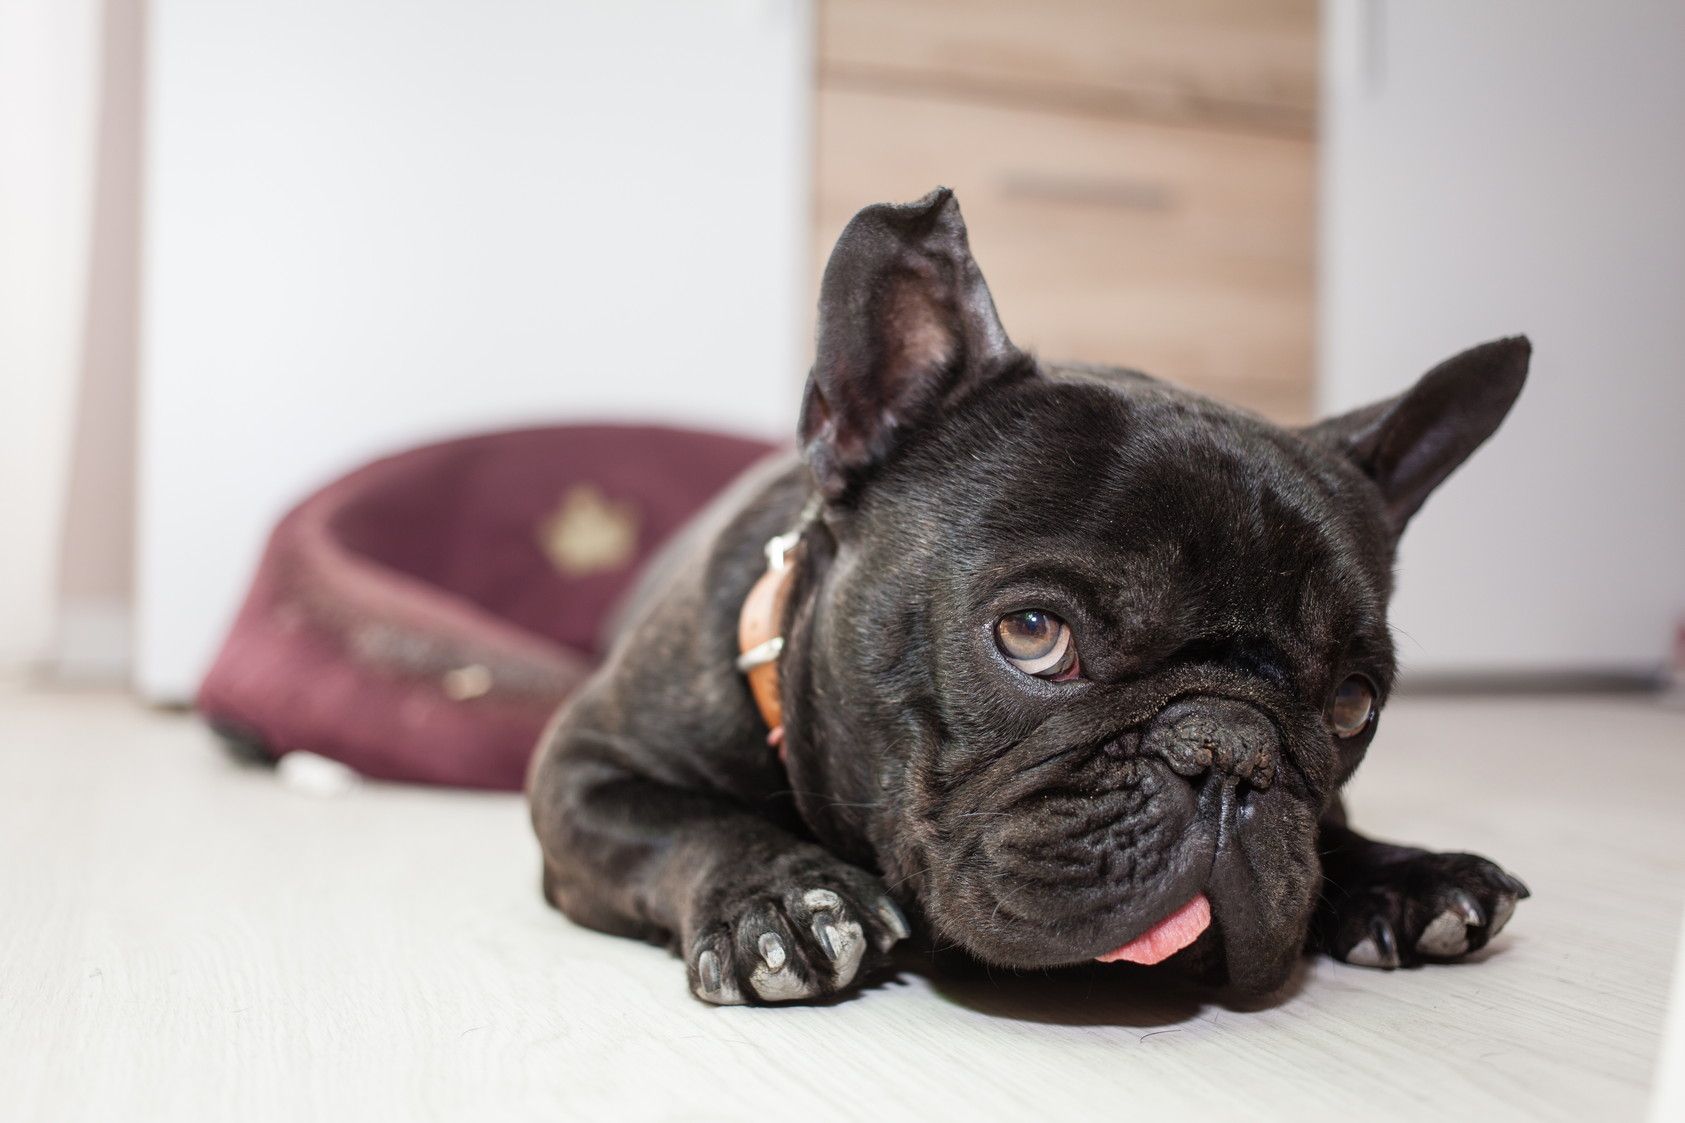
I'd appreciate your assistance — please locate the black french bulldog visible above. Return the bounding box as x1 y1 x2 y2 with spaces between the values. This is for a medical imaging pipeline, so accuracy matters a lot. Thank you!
527 188 1530 1004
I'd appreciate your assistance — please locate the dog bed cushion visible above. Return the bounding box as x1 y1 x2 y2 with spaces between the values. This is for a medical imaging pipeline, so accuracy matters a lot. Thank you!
197 424 775 790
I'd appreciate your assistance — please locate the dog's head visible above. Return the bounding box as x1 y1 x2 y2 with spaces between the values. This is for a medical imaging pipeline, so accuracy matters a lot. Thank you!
780 189 1528 992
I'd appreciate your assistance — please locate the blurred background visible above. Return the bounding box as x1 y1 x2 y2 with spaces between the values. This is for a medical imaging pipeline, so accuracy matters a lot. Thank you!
2 0 1682 702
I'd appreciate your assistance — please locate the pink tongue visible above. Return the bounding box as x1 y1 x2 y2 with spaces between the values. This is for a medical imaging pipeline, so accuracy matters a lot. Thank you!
1095 893 1212 966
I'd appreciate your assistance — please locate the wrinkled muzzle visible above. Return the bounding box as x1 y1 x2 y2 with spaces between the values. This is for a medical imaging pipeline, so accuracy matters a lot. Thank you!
917 688 1318 993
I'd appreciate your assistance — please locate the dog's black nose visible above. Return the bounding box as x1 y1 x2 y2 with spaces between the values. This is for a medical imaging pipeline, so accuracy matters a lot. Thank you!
1143 696 1278 790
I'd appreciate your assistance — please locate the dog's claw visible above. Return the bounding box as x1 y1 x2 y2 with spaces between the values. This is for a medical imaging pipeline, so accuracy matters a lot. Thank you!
698 947 720 990
1373 917 1400 965
1347 918 1401 969
812 915 840 960
1449 888 1483 927
875 897 911 948
694 946 745 1006
878 897 910 938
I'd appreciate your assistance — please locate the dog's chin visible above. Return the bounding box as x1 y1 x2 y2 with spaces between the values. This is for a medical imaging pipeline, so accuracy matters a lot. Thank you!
921 870 1310 995
923 869 1217 972
936 907 1301 994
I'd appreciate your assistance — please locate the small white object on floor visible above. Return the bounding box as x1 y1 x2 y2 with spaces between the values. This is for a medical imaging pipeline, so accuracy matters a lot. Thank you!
277 750 361 796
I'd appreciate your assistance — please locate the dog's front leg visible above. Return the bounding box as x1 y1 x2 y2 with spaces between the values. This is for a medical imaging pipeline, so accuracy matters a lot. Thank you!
1310 798 1529 969
529 729 910 1005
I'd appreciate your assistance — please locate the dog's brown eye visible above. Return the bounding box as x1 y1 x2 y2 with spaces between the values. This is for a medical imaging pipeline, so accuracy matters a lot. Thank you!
1327 675 1377 738
995 610 1076 677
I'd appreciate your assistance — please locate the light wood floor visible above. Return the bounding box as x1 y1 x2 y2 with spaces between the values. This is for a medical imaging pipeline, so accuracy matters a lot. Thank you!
2 683 1681 1121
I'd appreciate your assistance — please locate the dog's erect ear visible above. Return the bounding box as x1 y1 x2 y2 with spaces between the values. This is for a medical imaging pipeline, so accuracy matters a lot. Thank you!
800 187 1026 500
1305 336 1531 535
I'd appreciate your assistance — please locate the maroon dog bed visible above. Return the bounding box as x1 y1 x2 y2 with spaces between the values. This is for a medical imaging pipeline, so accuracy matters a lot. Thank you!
198 424 776 790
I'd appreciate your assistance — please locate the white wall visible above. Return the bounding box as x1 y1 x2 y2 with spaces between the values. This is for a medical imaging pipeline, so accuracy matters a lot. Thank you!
1320 0 1685 676
139 0 814 700
0 0 101 670
55 0 144 684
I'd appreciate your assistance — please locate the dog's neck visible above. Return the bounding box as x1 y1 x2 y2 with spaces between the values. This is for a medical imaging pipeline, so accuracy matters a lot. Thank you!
734 497 821 761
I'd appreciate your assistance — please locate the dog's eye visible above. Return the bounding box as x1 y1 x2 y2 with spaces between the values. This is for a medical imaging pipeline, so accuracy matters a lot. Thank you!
995 610 1077 678
1327 674 1377 738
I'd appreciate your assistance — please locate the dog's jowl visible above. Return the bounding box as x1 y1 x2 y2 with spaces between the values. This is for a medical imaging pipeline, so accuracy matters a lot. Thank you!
527 188 1531 1005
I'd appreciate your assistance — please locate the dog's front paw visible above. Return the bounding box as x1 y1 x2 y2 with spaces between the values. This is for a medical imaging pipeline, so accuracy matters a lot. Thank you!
1317 850 1529 970
685 853 911 1005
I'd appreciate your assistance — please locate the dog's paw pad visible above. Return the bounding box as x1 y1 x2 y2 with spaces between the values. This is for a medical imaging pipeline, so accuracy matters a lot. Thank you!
802 888 842 911
1488 889 1522 938
758 931 787 970
748 932 818 1002
1413 888 1482 956
1414 909 1470 957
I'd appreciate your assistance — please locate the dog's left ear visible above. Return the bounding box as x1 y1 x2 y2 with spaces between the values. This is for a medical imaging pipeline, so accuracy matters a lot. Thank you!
1305 336 1531 535
800 187 1026 501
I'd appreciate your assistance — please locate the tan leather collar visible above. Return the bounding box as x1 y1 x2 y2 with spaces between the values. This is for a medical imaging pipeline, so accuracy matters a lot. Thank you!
735 497 820 761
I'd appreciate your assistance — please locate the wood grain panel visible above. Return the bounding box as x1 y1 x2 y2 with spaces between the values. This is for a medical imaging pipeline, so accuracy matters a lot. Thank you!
820 0 1318 135
814 87 1315 421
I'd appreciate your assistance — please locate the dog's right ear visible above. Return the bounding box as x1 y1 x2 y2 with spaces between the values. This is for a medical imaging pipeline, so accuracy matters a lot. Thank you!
800 188 1027 501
